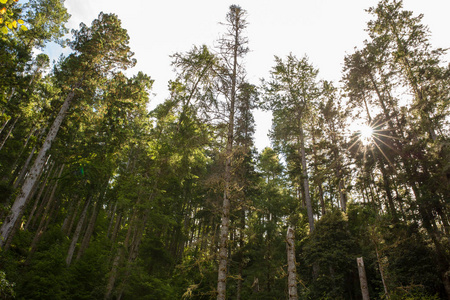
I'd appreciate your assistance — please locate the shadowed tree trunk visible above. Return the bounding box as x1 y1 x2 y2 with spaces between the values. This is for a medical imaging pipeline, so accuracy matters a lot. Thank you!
287 226 298 300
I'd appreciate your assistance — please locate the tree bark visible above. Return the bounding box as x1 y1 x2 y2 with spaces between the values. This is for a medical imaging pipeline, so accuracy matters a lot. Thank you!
299 122 314 233
286 226 298 300
374 242 389 299
0 88 77 247
217 7 242 300
27 165 64 260
357 257 370 300
76 200 98 260
24 162 54 230
0 117 18 151
66 196 91 266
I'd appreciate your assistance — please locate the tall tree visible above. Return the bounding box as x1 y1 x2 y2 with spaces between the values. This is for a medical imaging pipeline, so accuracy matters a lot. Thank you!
0 12 136 247
215 5 249 300
262 54 320 233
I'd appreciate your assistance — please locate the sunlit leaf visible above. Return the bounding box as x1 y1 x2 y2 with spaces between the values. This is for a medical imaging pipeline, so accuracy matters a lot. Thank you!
0 18 3 24
0 7 6 14
18 19 23 24
0 0 7 4
20 24 27 31
12 20 16 28
1 26 7 34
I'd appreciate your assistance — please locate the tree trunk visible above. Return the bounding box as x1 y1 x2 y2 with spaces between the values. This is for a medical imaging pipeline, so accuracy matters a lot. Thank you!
0 88 77 247
24 162 54 230
374 243 389 299
217 7 241 300
76 200 98 260
299 122 314 232
286 226 298 300
104 247 123 300
0 118 9 136
26 165 64 261
66 196 91 266
12 142 37 189
106 202 118 238
357 257 370 300
105 209 136 300
0 117 18 151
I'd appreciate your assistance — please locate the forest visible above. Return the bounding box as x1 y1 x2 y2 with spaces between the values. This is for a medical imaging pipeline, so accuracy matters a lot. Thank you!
0 0 449 299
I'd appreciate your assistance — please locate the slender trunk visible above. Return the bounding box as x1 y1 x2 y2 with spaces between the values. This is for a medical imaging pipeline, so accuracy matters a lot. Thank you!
110 212 122 244
286 226 298 300
105 209 136 300
357 257 370 300
116 212 149 300
66 196 91 266
0 88 77 247
6 163 55 250
104 247 123 300
26 166 64 261
24 162 54 230
374 243 389 299
13 142 37 189
312 134 326 216
0 118 9 136
61 195 77 234
0 117 18 151
107 202 118 238
76 201 98 260
217 10 240 300
338 179 347 212
30 162 57 229
299 122 314 232
5 127 36 183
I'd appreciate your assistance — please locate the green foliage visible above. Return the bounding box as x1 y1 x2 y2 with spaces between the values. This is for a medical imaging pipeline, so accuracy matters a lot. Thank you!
0 271 15 299
301 210 359 299
18 230 69 299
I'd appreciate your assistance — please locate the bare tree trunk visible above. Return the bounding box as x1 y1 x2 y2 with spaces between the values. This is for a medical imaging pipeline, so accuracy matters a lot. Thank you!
12 143 37 189
65 197 83 236
30 162 57 229
106 202 118 238
357 257 370 300
116 212 149 300
105 209 136 300
104 247 122 300
4 127 37 183
24 162 54 230
217 7 241 299
0 117 18 151
0 118 9 136
338 179 347 212
66 196 91 266
110 211 122 244
374 243 390 299
76 200 99 260
286 226 298 300
61 196 77 234
299 122 314 233
0 88 77 247
26 165 64 257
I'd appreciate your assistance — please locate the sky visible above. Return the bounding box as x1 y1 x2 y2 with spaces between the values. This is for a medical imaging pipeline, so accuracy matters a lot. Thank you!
51 0 450 151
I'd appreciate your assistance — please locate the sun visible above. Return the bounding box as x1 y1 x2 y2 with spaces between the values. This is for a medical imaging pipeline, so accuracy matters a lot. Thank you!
359 124 373 146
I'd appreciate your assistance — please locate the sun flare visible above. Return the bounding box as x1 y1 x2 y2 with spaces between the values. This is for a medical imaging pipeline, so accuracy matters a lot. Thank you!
359 124 373 146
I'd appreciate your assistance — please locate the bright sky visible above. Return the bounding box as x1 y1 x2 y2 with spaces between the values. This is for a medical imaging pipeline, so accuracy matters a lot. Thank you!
52 0 450 151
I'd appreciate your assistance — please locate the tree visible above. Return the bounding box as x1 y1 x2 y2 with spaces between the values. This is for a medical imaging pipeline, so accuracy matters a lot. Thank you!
262 54 320 233
0 12 136 247
215 5 249 300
